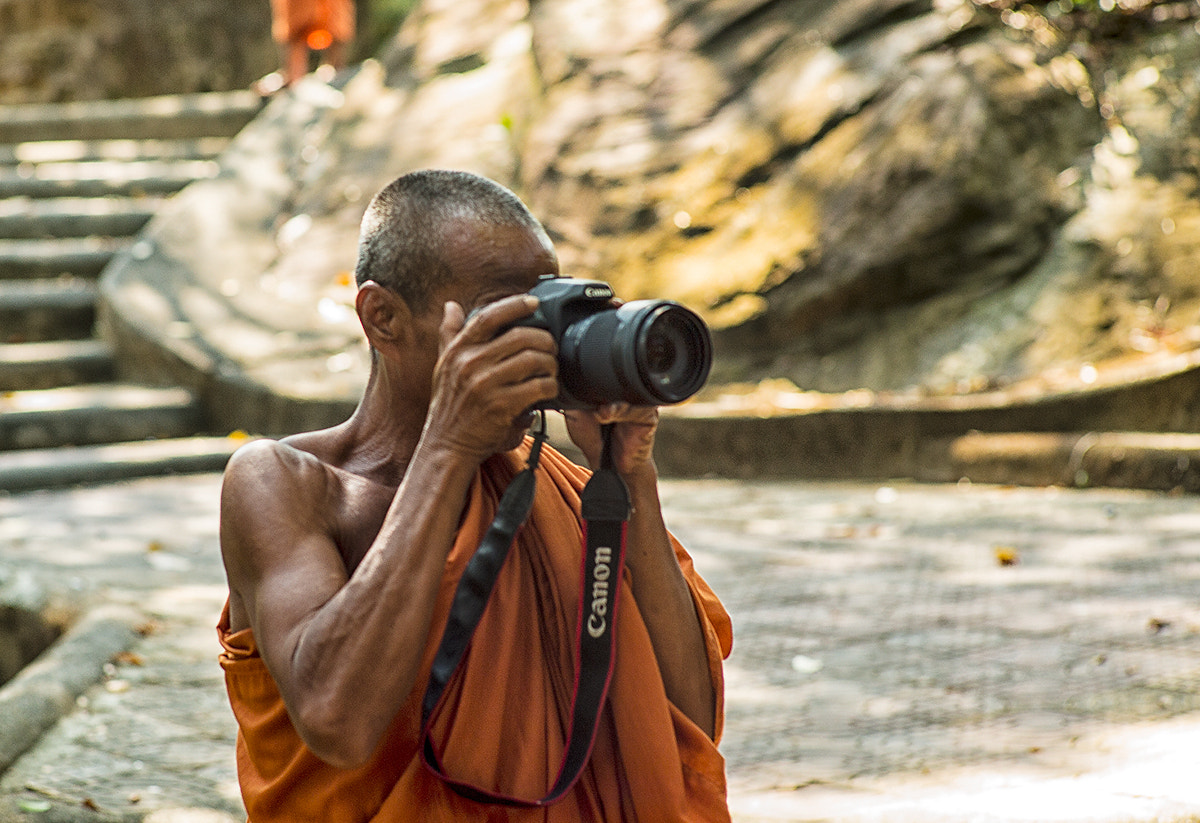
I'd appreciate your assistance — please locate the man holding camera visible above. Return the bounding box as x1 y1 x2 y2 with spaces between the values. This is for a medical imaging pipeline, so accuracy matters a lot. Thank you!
217 169 732 821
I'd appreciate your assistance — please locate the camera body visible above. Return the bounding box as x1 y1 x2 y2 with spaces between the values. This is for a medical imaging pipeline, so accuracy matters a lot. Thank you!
511 275 713 409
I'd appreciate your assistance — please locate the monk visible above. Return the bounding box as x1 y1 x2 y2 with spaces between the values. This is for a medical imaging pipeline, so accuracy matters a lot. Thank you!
217 169 733 821
267 0 355 87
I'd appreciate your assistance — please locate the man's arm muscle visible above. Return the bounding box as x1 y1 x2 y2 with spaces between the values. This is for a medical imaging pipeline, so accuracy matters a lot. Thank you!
220 294 558 769
220 438 477 768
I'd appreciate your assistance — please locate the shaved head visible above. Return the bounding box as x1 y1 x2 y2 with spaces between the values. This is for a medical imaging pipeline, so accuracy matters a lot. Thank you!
354 170 548 311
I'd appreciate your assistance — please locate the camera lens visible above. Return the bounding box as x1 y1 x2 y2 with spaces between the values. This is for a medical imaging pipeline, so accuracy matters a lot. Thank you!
633 304 711 404
556 298 712 407
644 326 678 374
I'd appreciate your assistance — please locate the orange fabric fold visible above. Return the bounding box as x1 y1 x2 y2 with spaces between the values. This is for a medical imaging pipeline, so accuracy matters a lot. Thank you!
218 443 733 822
269 0 355 45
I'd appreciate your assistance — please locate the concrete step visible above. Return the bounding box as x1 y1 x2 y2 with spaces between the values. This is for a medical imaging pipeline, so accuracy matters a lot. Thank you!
0 278 97 343
949 431 1200 493
0 340 115 391
0 91 266 475
0 436 245 492
0 384 201 451
0 238 122 279
0 90 266 144
0 159 216 199
0 136 230 165
0 197 159 240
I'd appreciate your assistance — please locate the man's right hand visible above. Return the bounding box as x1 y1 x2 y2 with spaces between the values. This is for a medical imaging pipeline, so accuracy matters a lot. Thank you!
424 294 558 461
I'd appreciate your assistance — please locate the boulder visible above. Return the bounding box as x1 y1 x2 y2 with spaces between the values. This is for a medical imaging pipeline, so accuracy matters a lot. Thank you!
98 0 1200 435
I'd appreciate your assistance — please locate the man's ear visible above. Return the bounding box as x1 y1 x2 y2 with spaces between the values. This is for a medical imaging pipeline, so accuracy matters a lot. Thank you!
356 281 412 354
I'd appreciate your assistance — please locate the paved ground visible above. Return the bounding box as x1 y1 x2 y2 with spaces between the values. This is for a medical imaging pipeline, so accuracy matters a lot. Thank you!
2 471 1200 822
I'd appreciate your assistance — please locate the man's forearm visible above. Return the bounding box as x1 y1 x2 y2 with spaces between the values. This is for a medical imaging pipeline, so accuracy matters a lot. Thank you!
620 465 717 737
285 442 480 765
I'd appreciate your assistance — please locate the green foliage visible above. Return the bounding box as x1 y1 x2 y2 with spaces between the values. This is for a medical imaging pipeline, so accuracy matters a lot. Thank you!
357 0 419 59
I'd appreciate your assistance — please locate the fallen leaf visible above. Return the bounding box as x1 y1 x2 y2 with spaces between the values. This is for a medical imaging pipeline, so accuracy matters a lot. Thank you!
135 620 161 637
994 546 1020 566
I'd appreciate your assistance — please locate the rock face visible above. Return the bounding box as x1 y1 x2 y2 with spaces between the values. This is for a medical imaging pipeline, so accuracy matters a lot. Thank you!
99 0 1200 433
0 0 274 103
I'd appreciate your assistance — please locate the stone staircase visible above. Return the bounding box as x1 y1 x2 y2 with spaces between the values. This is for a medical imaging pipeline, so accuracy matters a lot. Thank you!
0 92 265 492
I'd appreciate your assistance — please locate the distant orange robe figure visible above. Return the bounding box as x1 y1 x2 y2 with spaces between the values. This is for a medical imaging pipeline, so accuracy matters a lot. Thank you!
269 0 355 49
218 443 734 822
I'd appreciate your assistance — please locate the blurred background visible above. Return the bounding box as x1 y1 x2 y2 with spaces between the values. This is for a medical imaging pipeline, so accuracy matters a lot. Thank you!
5 0 1200 481
0 0 417 103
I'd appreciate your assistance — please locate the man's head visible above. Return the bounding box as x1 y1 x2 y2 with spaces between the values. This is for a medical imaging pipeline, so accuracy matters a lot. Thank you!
352 171 560 428
354 169 552 313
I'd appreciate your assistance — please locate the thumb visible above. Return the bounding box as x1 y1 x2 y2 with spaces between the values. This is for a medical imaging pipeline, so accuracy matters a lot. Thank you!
439 301 466 352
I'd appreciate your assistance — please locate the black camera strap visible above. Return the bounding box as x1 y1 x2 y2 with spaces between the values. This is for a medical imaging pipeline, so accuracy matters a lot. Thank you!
420 415 631 807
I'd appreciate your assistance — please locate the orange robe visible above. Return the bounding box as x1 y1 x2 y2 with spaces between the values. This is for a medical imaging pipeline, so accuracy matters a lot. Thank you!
269 0 355 45
218 443 733 822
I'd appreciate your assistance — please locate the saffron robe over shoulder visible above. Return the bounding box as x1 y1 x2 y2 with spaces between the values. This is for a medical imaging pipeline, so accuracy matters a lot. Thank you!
269 0 355 44
218 443 734 822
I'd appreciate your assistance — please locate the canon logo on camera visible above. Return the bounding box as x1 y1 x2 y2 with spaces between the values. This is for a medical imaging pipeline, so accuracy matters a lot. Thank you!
584 286 612 299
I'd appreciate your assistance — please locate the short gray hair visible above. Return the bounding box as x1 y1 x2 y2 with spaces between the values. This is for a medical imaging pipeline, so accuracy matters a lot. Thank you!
354 170 545 310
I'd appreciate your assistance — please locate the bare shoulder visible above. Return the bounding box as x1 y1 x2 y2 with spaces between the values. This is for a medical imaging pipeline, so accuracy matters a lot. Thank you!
219 436 346 632
221 437 329 507
219 437 341 562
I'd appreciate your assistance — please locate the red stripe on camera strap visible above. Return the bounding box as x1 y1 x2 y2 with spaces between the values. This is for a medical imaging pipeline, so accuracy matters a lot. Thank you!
420 422 631 807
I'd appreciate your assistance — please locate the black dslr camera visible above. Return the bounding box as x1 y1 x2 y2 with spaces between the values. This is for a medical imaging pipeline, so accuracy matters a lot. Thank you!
512 275 713 409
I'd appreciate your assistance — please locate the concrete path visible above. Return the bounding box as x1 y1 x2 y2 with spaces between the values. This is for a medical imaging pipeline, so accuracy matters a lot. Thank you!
2 472 1200 822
